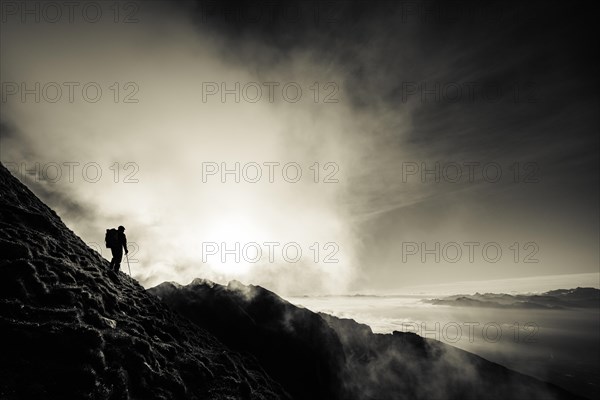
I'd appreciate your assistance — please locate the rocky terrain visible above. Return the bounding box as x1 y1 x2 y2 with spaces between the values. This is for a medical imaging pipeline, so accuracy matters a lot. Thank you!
0 163 289 400
149 280 347 400
151 280 583 400
0 162 584 399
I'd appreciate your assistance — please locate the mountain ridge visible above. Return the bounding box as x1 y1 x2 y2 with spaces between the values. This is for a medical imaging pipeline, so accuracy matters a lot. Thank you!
150 278 584 400
0 163 289 399
423 288 600 309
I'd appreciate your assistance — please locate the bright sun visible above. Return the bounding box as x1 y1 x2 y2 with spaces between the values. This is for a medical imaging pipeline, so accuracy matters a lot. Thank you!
203 215 270 276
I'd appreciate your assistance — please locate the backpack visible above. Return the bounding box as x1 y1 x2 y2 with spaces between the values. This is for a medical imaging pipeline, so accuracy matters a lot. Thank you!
105 228 118 248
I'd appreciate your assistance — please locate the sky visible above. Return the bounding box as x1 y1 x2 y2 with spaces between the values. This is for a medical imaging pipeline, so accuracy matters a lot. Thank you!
1 0 598 294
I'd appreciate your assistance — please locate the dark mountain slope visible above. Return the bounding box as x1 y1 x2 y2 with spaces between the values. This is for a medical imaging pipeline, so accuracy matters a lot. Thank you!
150 279 583 400
149 280 347 400
321 313 584 400
0 163 289 400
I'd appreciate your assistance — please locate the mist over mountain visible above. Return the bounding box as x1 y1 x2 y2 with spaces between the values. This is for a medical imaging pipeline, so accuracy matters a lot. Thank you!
148 280 347 400
149 278 582 400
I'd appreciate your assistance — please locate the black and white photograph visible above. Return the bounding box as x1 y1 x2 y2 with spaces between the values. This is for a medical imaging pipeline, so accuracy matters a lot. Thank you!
1 1 598 399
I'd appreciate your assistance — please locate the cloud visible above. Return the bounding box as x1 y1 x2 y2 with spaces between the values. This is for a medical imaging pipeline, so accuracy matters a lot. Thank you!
1 0 597 293
0 2 370 293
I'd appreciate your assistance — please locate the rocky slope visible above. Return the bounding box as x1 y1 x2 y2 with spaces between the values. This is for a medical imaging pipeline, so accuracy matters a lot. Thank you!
0 163 289 400
149 280 347 400
151 281 583 400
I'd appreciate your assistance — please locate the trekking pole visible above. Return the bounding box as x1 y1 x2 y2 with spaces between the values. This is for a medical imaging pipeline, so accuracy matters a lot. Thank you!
126 253 131 276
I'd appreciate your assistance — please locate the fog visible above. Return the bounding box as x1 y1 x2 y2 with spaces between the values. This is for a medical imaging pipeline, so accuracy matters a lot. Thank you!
1 1 597 295
290 293 600 399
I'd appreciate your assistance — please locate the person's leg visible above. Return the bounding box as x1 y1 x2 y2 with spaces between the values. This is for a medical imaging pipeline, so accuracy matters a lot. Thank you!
114 249 123 272
110 247 117 270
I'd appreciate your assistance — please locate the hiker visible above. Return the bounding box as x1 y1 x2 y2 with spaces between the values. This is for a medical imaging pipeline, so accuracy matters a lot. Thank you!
106 225 128 272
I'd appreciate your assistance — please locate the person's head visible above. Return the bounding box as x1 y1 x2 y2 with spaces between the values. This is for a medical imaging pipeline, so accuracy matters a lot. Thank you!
118 226 125 232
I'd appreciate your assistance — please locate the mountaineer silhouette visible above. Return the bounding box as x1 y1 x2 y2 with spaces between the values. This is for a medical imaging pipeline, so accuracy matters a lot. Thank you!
105 225 128 272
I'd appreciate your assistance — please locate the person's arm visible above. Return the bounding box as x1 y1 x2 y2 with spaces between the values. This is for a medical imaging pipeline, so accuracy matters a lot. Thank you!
123 233 129 254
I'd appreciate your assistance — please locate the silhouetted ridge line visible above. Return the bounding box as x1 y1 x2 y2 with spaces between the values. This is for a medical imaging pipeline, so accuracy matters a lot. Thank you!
149 278 583 400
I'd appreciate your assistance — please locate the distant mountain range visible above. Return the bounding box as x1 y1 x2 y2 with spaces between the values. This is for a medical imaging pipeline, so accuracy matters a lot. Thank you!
423 288 600 309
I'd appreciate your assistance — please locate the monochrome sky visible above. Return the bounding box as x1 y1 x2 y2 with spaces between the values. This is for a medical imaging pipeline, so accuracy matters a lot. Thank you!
1 0 598 294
